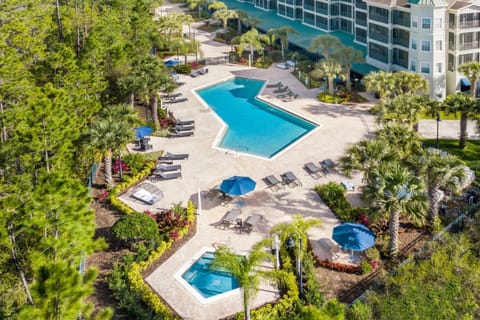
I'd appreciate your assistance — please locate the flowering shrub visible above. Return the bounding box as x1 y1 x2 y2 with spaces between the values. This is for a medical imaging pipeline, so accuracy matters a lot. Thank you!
97 189 109 202
318 260 362 274
113 159 129 174
357 213 370 226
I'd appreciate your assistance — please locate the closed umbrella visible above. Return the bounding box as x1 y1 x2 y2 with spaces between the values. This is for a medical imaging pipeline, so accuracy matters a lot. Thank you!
219 176 256 196
332 222 375 252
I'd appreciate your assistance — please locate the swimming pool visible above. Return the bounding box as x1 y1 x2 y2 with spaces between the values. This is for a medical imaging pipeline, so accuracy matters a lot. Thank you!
197 77 317 158
181 251 239 298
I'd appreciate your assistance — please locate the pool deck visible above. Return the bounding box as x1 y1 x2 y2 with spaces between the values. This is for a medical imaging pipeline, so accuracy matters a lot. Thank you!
125 3 379 320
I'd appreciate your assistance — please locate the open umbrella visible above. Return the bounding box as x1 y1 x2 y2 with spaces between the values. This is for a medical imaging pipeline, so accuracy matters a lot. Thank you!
332 223 375 252
135 126 153 139
219 176 256 196
164 59 180 67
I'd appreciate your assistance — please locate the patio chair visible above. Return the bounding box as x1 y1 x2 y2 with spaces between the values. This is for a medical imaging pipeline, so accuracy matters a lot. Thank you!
176 119 195 126
170 97 188 103
276 90 293 99
263 175 284 191
320 159 337 174
154 171 182 180
159 152 189 160
169 131 194 138
199 67 208 75
266 81 283 88
304 162 323 179
242 213 263 234
156 164 181 172
281 171 302 188
174 124 195 132
190 70 200 77
282 94 299 102
273 85 289 94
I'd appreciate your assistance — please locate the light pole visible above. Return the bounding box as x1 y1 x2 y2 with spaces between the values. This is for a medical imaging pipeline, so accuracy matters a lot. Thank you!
436 112 441 149
273 234 281 269
353 78 359 101
286 233 303 296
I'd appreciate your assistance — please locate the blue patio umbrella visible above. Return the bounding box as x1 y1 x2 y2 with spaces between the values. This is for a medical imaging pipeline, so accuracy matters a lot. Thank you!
164 59 180 67
219 176 256 196
332 223 375 252
135 126 153 139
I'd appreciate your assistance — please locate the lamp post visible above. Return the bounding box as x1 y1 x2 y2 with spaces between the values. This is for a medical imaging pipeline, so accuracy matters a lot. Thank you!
273 234 281 269
353 78 359 102
436 112 441 149
286 233 303 296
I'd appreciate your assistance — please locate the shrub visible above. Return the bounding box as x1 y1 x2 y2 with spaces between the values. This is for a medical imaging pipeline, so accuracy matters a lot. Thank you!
174 63 192 74
122 154 145 176
318 260 362 274
364 247 380 263
345 301 373 320
360 259 373 274
315 183 354 221
112 213 159 244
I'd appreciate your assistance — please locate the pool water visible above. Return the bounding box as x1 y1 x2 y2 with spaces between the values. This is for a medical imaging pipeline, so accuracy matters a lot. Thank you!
182 252 239 298
197 77 317 158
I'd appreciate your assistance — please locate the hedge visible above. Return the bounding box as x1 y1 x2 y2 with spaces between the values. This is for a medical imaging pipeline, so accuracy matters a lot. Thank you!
107 158 196 319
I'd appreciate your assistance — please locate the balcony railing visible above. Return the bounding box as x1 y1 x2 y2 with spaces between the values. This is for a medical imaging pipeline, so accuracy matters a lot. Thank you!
459 41 480 50
459 20 480 29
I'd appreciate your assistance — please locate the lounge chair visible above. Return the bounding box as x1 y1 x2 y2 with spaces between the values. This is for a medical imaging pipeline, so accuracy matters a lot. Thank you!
221 209 241 229
320 159 337 174
266 82 283 88
199 67 208 75
304 162 323 179
154 171 182 180
282 94 299 102
273 86 289 93
190 70 200 77
242 213 263 234
169 131 194 138
159 152 189 160
176 119 195 126
263 175 284 191
170 97 188 103
281 171 302 187
156 164 181 172
276 90 293 98
131 188 159 205
175 124 195 131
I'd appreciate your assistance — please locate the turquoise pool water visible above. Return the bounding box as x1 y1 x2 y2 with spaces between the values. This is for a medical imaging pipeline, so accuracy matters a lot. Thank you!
182 252 239 298
197 77 317 158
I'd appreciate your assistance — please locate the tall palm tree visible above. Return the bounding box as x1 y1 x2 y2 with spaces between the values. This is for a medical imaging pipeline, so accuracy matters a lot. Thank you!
440 93 480 148
235 10 248 34
211 240 276 320
376 125 422 160
415 149 465 227
364 71 397 99
87 114 134 188
310 60 345 95
394 71 429 96
187 0 208 18
209 2 237 37
332 46 364 91
458 61 480 98
308 34 341 60
237 28 267 66
372 95 430 130
364 162 427 256
267 26 299 61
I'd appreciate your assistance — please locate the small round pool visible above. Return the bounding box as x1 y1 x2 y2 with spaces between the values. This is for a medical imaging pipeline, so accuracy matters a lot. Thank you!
181 252 239 298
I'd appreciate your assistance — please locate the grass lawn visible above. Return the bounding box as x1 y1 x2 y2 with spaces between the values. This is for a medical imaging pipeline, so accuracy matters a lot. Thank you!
423 138 480 179
419 111 460 120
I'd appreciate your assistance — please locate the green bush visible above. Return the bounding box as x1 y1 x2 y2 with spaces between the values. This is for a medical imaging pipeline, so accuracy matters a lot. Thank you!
112 213 159 244
360 260 373 275
364 247 380 262
122 154 145 176
318 92 348 104
345 301 373 320
174 63 192 74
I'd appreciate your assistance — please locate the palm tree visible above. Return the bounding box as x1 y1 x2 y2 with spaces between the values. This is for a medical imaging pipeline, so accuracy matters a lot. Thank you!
363 71 396 99
87 113 134 188
440 93 480 148
308 34 342 60
235 10 248 34
267 26 299 61
364 162 427 256
376 125 422 160
237 28 267 66
458 61 480 98
332 46 364 91
372 95 430 130
211 240 276 320
209 2 237 37
394 71 429 96
310 60 345 95
415 148 465 227
187 0 208 18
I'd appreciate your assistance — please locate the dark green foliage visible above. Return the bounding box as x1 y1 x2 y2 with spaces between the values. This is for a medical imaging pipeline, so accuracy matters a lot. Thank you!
122 154 146 176
315 183 358 221
175 63 192 74
301 253 324 307
112 213 159 244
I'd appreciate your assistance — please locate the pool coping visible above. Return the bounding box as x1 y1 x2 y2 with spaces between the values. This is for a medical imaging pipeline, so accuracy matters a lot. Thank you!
173 246 242 305
191 75 322 161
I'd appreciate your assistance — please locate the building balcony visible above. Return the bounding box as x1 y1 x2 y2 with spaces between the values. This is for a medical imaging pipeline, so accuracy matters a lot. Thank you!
459 20 480 29
459 41 480 50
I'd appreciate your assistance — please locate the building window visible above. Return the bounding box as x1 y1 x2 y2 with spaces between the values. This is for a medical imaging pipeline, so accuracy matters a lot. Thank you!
422 18 431 29
412 17 418 28
421 62 430 74
435 18 443 28
435 40 442 51
410 60 416 72
421 40 431 51
411 38 417 49
436 63 442 73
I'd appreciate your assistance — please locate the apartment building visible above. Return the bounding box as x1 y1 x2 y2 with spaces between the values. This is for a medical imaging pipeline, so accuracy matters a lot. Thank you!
238 0 480 99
